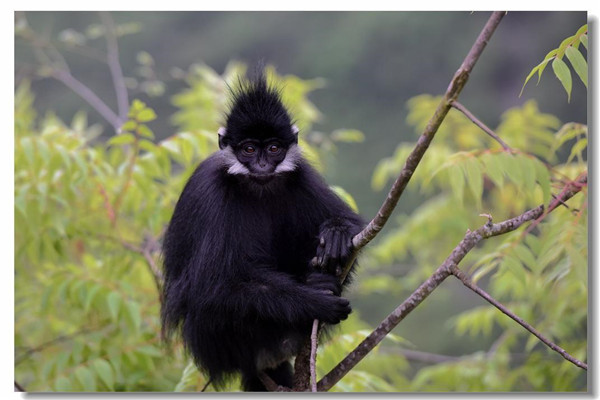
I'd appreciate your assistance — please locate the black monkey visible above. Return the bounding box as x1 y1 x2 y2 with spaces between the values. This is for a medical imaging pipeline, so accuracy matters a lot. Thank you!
161 72 363 391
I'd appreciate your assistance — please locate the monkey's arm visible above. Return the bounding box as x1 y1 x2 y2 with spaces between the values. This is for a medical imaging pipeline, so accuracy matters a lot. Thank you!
297 162 364 276
220 268 351 325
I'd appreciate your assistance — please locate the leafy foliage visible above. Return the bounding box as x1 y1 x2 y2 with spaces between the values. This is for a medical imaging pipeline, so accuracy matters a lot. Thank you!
521 24 588 101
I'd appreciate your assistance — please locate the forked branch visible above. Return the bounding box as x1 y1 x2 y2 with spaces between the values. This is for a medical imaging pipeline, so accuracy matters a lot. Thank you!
317 174 587 391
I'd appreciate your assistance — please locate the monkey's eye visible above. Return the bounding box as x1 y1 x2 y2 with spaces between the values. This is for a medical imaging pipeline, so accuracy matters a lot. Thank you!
268 144 280 153
243 145 256 155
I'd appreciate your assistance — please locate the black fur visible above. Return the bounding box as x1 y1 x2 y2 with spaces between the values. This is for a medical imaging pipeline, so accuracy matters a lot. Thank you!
161 72 363 391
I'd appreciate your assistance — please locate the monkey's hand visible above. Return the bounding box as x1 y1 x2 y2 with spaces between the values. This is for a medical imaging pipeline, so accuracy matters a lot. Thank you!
306 272 351 323
306 271 342 296
314 218 356 276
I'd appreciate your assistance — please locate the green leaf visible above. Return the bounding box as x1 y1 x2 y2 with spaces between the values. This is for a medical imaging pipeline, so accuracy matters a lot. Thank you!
514 244 537 271
520 48 557 96
54 376 72 391
137 125 155 139
93 359 115 390
567 138 587 164
330 186 359 212
130 99 146 114
464 157 482 208
75 366 96 391
107 133 136 146
84 284 102 313
565 46 587 88
575 24 588 39
137 345 163 357
552 57 572 102
120 120 137 132
106 291 121 322
136 109 157 123
448 165 465 203
125 301 142 332
331 129 365 143
580 34 588 50
533 159 551 204
537 48 558 83
556 35 576 59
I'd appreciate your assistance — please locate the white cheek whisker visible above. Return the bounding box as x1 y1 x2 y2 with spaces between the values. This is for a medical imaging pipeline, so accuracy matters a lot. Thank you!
275 144 301 173
220 146 251 175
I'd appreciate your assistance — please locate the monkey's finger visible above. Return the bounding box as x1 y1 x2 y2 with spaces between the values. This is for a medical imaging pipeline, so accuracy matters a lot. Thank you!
319 236 326 248
310 257 319 268
321 233 337 268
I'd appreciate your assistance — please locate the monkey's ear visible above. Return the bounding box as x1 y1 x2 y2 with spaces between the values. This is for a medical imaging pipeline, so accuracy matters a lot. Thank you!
218 127 227 150
291 125 299 143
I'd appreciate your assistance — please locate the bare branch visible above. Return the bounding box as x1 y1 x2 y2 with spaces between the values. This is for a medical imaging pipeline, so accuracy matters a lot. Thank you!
450 265 587 370
317 176 585 391
52 69 122 131
99 11 129 123
293 337 312 391
398 349 461 364
310 319 319 392
451 100 512 151
14 381 26 392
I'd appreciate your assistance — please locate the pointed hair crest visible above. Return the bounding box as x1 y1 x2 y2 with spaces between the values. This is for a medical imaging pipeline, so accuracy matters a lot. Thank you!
224 70 296 145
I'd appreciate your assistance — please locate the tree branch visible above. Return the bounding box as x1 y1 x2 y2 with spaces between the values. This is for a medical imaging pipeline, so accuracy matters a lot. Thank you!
450 100 512 151
99 11 129 124
14 381 26 392
317 175 585 391
52 69 122 131
450 265 587 370
310 319 319 392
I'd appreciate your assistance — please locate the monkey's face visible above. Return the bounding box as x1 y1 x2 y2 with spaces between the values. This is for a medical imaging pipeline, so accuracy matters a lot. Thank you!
218 122 302 184
220 136 302 184
235 140 287 175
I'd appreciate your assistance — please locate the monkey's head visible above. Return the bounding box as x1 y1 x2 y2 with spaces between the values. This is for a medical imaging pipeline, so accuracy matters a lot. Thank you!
218 74 302 183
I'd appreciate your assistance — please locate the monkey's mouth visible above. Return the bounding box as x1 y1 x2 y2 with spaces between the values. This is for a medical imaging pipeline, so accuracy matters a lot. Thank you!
247 173 276 184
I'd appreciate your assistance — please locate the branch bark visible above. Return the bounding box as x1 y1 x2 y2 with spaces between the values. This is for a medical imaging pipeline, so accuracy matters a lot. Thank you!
450 100 512 151
450 264 587 370
52 69 122 131
99 11 129 124
317 175 586 391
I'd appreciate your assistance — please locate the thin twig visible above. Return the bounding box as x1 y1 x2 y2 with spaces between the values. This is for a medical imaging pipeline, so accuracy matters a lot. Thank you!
52 69 121 131
200 379 212 392
317 176 585 391
15 327 96 365
398 349 460 364
14 381 26 392
450 265 587 370
310 319 319 392
99 11 129 124
521 172 587 237
451 100 512 151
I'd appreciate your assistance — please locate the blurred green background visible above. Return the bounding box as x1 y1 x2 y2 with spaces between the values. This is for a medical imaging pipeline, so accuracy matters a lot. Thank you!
15 11 588 392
